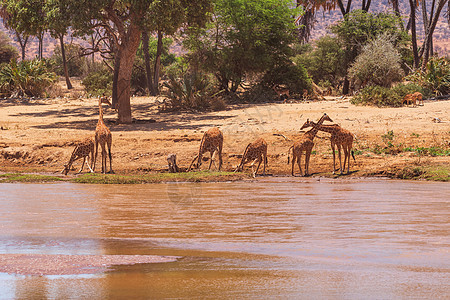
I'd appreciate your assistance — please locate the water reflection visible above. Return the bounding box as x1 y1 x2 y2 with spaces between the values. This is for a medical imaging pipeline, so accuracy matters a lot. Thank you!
0 178 448 298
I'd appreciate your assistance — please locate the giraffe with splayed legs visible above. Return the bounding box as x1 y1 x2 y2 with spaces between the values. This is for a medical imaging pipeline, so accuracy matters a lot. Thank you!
188 127 223 171
235 137 267 177
94 96 113 174
288 113 333 176
301 120 355 174
62 138 95 175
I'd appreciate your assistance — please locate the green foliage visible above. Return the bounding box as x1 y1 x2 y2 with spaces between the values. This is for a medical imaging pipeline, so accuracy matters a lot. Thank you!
0 31 18 64
351 83 424 107
293 36 346 87
81 65 113 97
0 59 56 97
162 72 215 110
50 43 89 77
330 10 408 80
261 62 312 95
406 57 450 96
348 34 404 88
183 0 300 93
132 35 177 94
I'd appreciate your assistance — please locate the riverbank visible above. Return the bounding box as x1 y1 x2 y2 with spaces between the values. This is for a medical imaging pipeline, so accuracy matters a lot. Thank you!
1 95 449 182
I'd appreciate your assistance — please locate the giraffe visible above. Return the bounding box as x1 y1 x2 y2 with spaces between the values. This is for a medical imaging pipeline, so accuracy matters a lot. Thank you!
288 113 333 176
301 120 355 175
234 137 268 178
188 127 223 171
62 138 95 175
93 96 113 174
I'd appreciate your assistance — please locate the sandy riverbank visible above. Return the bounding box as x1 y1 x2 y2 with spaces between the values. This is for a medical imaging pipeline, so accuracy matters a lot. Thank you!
0 95 449 180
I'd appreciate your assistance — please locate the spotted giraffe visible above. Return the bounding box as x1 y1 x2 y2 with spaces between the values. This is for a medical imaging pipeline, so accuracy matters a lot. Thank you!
302 120 355 174
235 137 267 177
188 127 223 171
288 113 333 176
62 138 95 175
94 96 113 174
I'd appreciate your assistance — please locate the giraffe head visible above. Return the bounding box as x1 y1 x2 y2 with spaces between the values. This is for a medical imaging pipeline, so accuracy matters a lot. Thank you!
320 113 333 123
99 95 112 106
62 164 70 175
300 119 316 130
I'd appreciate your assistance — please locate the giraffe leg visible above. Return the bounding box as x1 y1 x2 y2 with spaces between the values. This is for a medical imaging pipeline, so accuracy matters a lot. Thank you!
77 157 86 174
262 152 267 175
86 156 94 173
305 148 311 176
254 158 262 177
298 150 303 176
331 142 336 174
93 140 99 172
101 145 107 174
208 151 215 170
342 146 348 174
107 139 114 174
337 144 343 175
218 145 223 171
89 148 95 173
188 154 199 172
291 154 296 176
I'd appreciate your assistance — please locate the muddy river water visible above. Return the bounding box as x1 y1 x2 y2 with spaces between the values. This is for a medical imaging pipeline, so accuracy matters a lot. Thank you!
0 178 448 298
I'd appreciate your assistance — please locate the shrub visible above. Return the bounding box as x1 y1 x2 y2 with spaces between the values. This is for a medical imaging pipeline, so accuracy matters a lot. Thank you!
0 59 56 97
406 56 450 96
81 66 113 97
351 83 424 107
261 62 312 96
162 72 215 110
50 43 89 77
0 31 18 64
348 34 404 89
292 36 346 87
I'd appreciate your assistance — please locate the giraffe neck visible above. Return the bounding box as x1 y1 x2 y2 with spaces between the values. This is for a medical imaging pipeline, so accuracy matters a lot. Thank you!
98 101 104 125
306 115 327 138
310 122 338 134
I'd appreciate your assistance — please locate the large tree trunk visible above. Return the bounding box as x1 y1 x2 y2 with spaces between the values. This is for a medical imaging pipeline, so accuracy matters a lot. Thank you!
421 0 447 71
115 24 142 124
141 31 156 96
15 32 28 60
409 0 420 69
153 30 163 96
59 35 72 90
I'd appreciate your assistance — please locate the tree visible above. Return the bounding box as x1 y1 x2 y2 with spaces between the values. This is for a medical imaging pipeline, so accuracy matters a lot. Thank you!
184 0 301 93
0 0 47 60
45 0 73 89
330 10 407 94
65 0 212 123
295 0 374 42
0 30 18 63
348 33 404 88
0 7 29 60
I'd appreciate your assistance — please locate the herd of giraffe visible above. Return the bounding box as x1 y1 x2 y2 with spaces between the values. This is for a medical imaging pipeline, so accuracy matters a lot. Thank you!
63 99 355 177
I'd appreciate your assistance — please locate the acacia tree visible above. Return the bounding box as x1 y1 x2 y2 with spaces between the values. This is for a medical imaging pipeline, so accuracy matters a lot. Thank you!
0 0 47 60
184 0 300 93
45 0 72 89
0 8 29 60
63 0 212 123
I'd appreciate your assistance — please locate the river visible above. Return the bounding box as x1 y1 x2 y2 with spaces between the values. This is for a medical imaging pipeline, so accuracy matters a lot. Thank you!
0 178 448 299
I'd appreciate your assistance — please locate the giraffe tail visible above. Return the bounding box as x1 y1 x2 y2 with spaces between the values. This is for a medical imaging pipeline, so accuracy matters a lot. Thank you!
351 150 356 162
287 146 293 164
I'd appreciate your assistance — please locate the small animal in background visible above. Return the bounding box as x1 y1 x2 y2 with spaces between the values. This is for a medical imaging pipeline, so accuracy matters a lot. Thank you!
167 154 179 173
235 138 268 178
273 85 290 103
403 92 423 107
62 138 95 175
